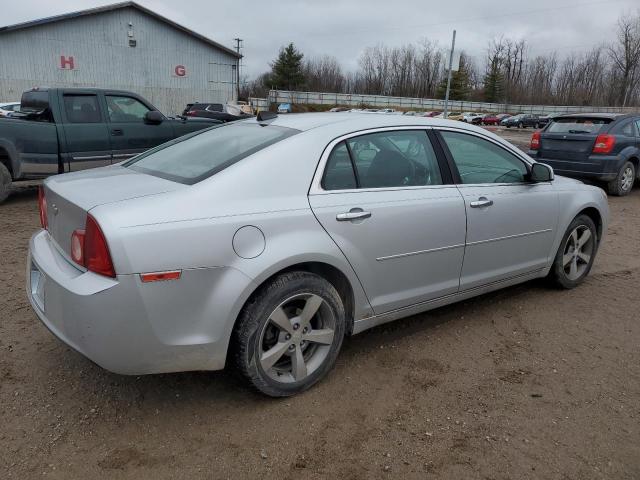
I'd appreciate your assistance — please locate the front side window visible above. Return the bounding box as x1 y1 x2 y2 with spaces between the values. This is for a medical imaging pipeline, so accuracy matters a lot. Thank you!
126 123 298 184
106 95 151 122
440 131 528 184
63 95 101 123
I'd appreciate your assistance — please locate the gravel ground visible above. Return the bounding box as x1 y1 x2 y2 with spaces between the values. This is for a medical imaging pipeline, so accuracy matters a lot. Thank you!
1 132 639 479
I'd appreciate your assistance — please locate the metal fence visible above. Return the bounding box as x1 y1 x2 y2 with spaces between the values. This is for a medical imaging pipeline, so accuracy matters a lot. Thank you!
248 97 270 112
268 90 637 115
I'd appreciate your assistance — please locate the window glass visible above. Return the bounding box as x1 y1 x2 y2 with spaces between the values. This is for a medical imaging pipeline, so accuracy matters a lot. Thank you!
126 123 298 184
635 120 640 136
322 142 356 190
63 95 101 123
440 131 528 184
547 117 611 134
106 95 151 122
620 122 636 137
346 130 442 188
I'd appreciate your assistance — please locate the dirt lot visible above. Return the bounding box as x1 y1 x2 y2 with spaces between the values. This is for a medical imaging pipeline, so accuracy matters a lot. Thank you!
1 141 639 479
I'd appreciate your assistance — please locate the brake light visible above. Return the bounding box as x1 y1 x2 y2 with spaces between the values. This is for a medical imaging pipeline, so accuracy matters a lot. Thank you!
530 131 541 150
38 186 48 229
70 215 115 277
186 111 195 116
593 134 615 154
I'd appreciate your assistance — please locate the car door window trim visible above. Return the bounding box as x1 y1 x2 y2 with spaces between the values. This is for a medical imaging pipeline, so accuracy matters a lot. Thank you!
310 126 453 195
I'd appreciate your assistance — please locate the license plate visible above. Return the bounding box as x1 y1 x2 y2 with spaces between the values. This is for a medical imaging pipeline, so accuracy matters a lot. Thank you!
30 263 45 312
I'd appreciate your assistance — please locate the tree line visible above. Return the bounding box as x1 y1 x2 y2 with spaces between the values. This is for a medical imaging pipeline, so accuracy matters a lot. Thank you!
242 11 640 107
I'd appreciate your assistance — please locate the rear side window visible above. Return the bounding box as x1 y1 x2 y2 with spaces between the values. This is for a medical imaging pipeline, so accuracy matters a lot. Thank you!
322 142 356 190
547 117 612 134
126 123 298 184
63 95 102 123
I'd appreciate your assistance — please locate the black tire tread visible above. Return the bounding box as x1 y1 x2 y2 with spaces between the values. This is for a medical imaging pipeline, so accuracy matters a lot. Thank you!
0 163 11 204
607 160 635 196
548 214 598 289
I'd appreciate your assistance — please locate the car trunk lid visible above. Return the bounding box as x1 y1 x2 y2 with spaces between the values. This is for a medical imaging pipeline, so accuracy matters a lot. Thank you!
539 116 613 162
44 166 184 259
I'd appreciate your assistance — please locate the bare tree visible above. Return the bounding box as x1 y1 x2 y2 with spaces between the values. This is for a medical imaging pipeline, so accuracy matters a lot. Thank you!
608 11 640 106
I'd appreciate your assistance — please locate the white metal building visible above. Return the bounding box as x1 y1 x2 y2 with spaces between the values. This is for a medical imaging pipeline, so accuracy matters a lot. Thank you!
0 2 241 115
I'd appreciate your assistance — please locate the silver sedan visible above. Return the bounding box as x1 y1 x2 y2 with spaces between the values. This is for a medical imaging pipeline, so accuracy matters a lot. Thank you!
27 113 609 396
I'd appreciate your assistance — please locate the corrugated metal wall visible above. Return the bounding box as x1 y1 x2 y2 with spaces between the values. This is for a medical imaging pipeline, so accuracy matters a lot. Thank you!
0 7 238 115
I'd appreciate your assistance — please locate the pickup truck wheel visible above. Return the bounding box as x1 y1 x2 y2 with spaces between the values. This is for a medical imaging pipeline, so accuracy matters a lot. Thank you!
548 214 598 289
232 271 346 397
0 163 11 204
607 161 635 196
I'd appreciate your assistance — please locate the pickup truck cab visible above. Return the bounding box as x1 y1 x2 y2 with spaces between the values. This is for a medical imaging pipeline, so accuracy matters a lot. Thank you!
0 87 221 202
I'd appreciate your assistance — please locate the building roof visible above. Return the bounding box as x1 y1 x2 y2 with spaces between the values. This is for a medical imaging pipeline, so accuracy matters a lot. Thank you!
0 1 241 59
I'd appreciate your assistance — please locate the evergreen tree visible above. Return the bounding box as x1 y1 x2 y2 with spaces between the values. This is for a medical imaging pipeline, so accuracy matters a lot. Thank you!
483 57 505 103
437 53 472 100
265 43 306 91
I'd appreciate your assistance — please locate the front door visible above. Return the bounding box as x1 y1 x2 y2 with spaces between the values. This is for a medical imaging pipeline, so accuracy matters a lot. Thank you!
309 128 467 314
59 92 112 172
104 94 174 162
437 129 559 291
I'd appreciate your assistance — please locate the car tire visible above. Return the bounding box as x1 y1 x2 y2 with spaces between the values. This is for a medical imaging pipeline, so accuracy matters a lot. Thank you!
607 161 635 196
548 214 598 289
535 123 540 129
0 163 11 204
232 271 346 397
518 122 524 129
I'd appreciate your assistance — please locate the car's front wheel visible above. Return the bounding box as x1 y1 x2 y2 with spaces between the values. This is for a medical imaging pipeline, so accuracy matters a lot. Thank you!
232 271 346 397
548 214 598 289
607 161 635 196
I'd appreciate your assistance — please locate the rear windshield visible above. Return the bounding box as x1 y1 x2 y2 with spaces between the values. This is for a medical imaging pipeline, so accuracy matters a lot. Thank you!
547 117 612 134
125 122 298 184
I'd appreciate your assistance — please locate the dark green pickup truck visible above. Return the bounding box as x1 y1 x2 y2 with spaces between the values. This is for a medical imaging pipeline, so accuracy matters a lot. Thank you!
0 87 222 202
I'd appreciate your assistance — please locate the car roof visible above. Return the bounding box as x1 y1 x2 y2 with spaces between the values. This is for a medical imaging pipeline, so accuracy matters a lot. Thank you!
250 112 482 132
552 112 631 120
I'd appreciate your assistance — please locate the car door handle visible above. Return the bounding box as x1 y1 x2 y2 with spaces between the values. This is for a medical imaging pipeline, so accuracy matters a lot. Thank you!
470 197 494 208
336 210 372 221
111 129 123 136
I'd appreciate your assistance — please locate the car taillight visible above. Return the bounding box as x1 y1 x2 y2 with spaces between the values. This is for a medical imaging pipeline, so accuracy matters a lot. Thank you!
593 134 615 154
186 111 195 116
38 186 48 229
70 215 115 277
530 131 541 150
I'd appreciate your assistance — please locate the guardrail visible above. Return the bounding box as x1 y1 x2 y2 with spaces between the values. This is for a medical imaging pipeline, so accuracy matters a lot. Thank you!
267 90 636 114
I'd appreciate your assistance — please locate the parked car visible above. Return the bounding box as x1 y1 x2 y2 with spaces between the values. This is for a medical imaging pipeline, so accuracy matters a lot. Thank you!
28 113 608 397
403 111 418 116
278 103 292 113
496 113 512 121
0 102 20 117
462 113 483 123
184 103 251 122
501 114 543 129
479 114 500 126
529 113 640 195
329 107 349 112
0 87 221 203
536 114 555 128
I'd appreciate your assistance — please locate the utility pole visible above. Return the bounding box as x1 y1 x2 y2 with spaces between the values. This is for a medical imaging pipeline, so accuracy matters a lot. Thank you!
443 29 456 117
233 38 243 101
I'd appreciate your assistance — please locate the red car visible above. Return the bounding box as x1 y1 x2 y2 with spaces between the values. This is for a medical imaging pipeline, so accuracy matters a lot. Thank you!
480 114 500 125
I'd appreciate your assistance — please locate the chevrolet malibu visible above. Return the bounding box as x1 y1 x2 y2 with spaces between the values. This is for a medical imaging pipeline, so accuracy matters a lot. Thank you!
27 113 609 397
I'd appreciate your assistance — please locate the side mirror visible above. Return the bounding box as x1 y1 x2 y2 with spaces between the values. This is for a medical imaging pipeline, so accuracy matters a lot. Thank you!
144 110 164 124
531 163 554 182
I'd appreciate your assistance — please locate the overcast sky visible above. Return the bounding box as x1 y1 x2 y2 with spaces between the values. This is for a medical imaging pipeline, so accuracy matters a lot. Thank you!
2 0 638 79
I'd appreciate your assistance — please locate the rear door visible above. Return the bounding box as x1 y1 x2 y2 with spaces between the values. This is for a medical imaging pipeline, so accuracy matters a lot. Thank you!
309 128 467 315
104 93 174 162
59 92 112 172
437 129 558 291
539 116 612 164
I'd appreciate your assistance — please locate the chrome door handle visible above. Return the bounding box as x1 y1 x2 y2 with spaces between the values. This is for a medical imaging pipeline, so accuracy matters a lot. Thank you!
336 210 372 221
470 197 493 208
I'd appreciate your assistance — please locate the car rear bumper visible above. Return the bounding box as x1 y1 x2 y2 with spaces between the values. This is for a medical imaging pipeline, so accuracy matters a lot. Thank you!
27 230 254 375
529 153 624 181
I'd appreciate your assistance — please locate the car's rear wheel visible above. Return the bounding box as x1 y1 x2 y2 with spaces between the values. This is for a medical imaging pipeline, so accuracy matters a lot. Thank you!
0 163 11 204
548 214 598 289
607 161 635 196
232 271 345 397
518 122 524 129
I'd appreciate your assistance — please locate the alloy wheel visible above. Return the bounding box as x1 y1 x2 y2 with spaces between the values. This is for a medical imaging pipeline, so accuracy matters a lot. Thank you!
258 293 336 383
562 225 595 281
621 166 634 192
